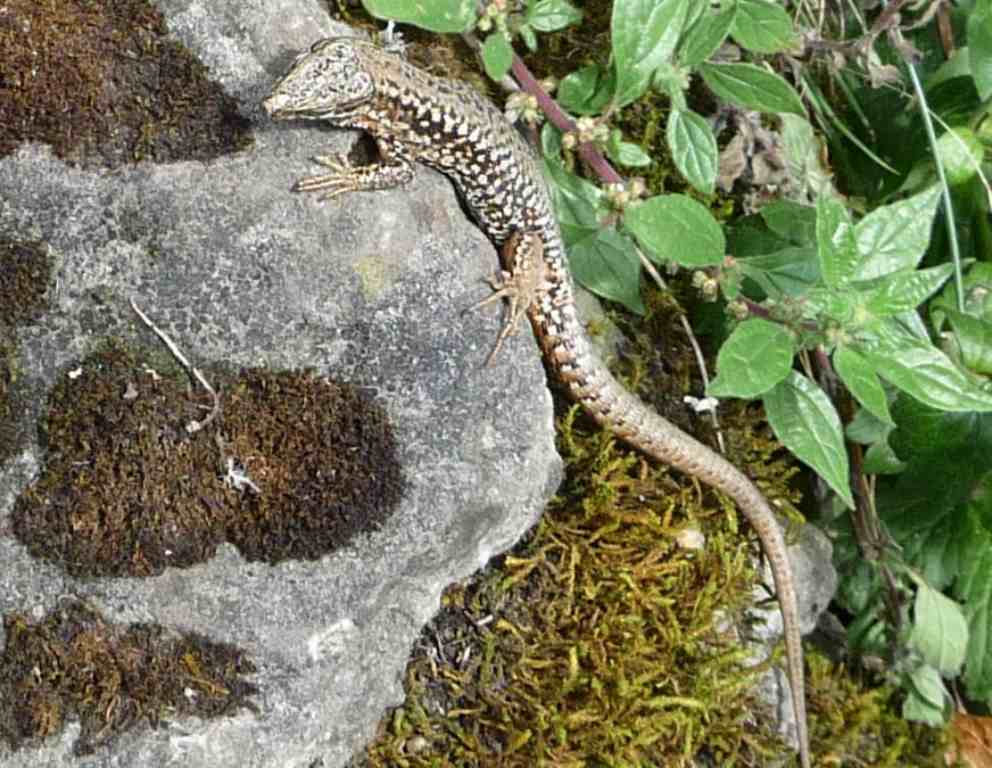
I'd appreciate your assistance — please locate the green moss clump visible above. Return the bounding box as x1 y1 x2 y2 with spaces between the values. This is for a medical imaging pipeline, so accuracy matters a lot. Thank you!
0 600 257 754
805 654 947 766
13 340 404 576
353 355 804 766
348 283 947 766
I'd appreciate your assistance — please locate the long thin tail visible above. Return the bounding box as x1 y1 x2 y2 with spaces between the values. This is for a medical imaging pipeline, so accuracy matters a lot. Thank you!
536 300 810 768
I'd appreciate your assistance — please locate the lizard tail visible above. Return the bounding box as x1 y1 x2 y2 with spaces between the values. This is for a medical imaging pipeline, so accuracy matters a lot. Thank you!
532 296 811 768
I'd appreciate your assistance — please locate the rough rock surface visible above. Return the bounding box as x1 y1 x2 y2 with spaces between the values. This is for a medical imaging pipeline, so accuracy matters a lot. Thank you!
0 3 560 766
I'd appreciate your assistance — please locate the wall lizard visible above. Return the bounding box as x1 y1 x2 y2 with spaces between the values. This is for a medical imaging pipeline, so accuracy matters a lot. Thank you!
263 37 810 768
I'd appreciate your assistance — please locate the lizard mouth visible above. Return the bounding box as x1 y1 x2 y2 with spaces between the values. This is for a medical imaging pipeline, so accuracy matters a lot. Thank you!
262 93 296 119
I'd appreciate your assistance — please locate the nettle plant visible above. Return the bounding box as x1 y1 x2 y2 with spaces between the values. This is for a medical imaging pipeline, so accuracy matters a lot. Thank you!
362 0 992 732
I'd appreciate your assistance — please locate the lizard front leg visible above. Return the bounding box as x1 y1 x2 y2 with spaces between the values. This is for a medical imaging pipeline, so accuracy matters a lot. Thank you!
469 231 548 365
293 137 415 200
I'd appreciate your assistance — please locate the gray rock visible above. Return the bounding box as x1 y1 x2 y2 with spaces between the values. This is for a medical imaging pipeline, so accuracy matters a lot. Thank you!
0 5 560 767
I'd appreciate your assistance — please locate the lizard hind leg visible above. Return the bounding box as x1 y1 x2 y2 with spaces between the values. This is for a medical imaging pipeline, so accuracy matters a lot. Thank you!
467 231 547 366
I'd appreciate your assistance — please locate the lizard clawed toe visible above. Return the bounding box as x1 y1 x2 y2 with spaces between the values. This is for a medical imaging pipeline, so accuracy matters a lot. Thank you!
467 232 547 366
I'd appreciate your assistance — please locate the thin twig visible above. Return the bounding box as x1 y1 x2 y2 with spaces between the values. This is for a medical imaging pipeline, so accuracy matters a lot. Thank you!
129 297 221 433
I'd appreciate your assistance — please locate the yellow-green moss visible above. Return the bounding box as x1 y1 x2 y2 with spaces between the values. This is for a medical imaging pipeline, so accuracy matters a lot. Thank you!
348 280 947 766
805 654 947 766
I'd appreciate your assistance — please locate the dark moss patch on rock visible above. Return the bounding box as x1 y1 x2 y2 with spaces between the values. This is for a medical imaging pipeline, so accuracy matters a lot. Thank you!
0 0 251 167
0 599 257 754
0 239 53 464
12 341 403 576
0 240 51 328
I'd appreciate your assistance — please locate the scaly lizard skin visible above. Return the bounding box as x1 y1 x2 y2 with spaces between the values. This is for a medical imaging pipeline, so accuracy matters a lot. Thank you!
264 37 810 767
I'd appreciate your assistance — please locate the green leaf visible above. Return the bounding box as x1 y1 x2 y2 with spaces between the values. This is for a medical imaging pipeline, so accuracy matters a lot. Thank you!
944 309 992 375
362 0 476 32
779 113 836 199
667 108 718 194
624 194 725 267
567 227 645 314
858 319 992 412
815 195 857 289
605 130 652 167
520 24 538 51
759 200 816 246
955 499 992 700
968 2 992 100
880 400 992 526
764 371 854 508
481 32 514 81
936 128 984 186
612 0 690 106
543 153 605 228
527 0 582 31
739 247 820 298
853 186 942 280
858 265 955 317
698 62 804 116
557 63 615 115
679 5 736 67
863 441 906 474
845 407 891 445
911 582 968 676
730 0 796 54
833 346 893 425
707 318 795 398
903 665 949 726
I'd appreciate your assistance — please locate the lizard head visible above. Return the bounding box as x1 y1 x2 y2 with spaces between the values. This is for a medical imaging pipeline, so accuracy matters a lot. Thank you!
264 38 374 123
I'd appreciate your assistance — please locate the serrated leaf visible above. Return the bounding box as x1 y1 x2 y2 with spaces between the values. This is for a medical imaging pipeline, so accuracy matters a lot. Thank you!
857 265 955 317
968 3 992 100
679 5 735 66
707 319 794 398
764 371 854 508
730 0 796 54
853 186 942 280
667 108 718 194
698 62 804 116
624 194 724 267
567 227 645 314
612 0 690 106
527 0 582 31
815 195 857 288
834 346 893 424
857 321 992 412
363 0 476 32
482 32 514 80
911 582 968 676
